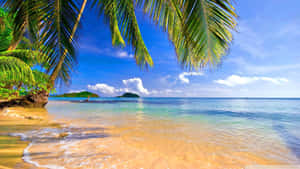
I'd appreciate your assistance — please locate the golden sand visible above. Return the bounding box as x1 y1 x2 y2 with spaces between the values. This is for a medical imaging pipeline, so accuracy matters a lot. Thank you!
0 107 59 169
25 114 295 169
0 107 297 169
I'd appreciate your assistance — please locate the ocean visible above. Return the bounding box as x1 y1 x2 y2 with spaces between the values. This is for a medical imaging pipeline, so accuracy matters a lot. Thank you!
17 97 300 168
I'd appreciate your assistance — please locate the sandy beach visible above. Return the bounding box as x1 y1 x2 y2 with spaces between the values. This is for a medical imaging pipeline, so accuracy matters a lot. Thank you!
0 107 59 169
1 100 298 169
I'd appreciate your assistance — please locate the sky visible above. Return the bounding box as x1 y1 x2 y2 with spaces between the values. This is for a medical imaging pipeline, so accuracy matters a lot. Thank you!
60 0 300 97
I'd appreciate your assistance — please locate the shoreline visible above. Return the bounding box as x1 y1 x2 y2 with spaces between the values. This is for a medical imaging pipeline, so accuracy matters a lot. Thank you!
0 101 297 168
0 107 60 169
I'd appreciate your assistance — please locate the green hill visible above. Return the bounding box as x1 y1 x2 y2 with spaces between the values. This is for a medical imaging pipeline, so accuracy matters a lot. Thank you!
118 92 140 98
52 91 100 98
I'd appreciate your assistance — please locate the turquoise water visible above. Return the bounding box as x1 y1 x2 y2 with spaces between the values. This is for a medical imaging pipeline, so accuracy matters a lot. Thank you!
47 97 300 164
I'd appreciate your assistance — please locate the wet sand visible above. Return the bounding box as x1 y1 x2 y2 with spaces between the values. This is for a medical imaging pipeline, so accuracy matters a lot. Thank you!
0 107 59 169
23 114 297 168
0 107 298 169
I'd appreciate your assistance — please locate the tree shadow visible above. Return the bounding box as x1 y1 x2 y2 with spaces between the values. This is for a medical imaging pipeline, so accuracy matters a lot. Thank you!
273 124 300 160
0 124 111 144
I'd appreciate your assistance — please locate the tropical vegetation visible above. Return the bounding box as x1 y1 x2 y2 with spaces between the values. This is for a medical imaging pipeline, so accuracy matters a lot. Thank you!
52 91 100 98
0 0 237 106
0 8 51 100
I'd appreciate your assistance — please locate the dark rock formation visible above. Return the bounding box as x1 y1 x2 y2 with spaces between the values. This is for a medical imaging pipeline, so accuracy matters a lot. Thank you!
0 90 48 109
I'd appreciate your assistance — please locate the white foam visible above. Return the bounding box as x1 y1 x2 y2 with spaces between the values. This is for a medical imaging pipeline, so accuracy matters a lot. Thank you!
9 133 27 140
23 142 66 169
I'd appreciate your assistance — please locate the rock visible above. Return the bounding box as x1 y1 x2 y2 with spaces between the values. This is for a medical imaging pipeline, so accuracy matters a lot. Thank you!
0 90 49 109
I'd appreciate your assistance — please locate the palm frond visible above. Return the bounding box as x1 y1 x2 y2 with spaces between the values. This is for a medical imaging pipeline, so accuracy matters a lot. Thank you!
0 56 34 84
92 0 125 47
136 0 237 69
42 0 80 83
0 49 50 67
32 70 50 89
117 0 153 67
0 8 12 52
3 0 46 50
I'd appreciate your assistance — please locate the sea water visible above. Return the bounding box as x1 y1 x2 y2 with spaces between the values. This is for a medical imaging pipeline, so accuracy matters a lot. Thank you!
19 98 300 168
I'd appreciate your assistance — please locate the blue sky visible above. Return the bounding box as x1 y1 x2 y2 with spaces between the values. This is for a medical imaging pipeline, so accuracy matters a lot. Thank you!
60 0 300 97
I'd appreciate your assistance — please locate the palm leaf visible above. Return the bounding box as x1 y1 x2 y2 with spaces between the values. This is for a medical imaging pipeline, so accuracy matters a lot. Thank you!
117 0 153 67
0 8 12 52
32 70 50 89
134 0 237 69
0 56 34 84
93 0 153 67
92 0 125 47
41 0 80 84
2 0 46 50
0 49 50 67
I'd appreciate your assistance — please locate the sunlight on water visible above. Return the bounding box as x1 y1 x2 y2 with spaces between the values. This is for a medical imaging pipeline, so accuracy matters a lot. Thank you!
19 98 300 168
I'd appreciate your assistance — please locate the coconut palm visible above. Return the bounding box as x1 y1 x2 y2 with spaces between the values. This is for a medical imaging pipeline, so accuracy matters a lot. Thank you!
1 0 237 87
0 8 51 99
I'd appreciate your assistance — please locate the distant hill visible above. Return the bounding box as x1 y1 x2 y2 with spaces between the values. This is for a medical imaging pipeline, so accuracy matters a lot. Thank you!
52 91 100 98
118 92 140 98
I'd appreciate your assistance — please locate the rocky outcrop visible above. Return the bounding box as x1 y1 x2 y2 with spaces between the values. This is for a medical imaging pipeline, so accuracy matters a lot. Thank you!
0 90 48 109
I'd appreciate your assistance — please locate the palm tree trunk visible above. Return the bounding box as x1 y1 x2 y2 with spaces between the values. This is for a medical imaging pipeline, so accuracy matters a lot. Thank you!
8 21 27 51
48 0 87 87
7 41 19 50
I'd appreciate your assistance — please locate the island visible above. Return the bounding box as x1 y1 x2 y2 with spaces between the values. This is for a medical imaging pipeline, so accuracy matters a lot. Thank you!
117 92 140 98
52 91 100 98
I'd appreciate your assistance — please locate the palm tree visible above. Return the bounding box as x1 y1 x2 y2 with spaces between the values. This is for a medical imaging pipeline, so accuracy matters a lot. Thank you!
0 8 50 100
1 0 237 90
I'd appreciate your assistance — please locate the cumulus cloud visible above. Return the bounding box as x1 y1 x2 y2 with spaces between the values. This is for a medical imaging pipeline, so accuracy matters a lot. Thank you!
88 78 150 96
88 77 183 96
214 75 288 87
122 78 149 95
178 72 204 84
87 83 119 95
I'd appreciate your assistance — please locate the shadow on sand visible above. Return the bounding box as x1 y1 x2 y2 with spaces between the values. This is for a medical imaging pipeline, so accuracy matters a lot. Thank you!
273 124 300 160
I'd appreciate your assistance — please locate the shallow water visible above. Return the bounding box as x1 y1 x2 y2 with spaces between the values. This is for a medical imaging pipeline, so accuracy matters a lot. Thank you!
18 98 300 168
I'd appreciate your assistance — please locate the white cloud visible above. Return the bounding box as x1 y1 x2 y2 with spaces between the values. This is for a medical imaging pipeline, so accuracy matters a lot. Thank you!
235 20 300 60
178 72 204 84
116 51 134 58
235 23 269 58
214 75 288 87
226 57 300 74
88 78 149 96
79 43 133 59
87 83 118 95
122 78 149 95
88 77 184 96
79 44 104 54
151 89 182 95
276 23 300 37
68 89 85 93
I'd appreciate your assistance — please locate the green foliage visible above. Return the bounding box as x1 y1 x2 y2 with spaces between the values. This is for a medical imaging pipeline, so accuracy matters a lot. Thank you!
0 69 53 99
0 8 12 52
2 0 237 86
0 8 52 100
0 56 34 85
135 0 237 69
92 0 237 69
52 91 100 98
31 70 51 91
